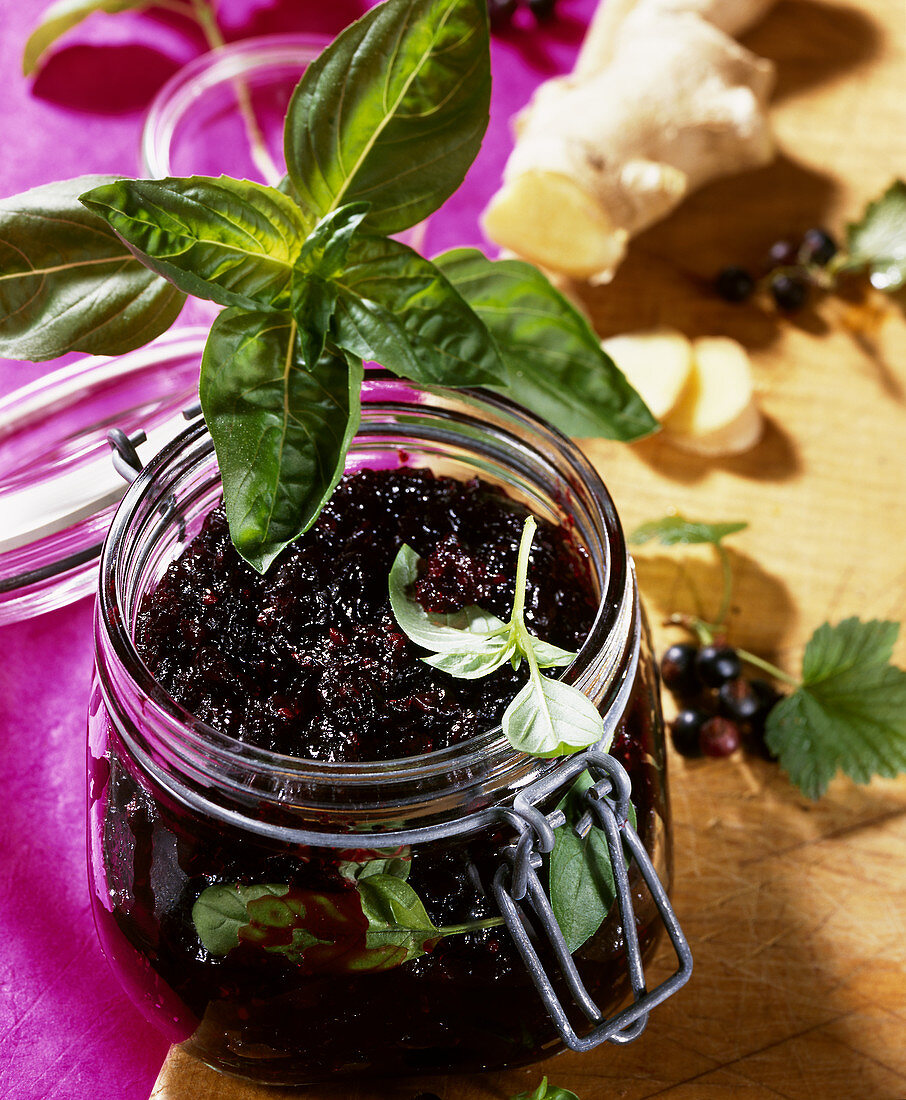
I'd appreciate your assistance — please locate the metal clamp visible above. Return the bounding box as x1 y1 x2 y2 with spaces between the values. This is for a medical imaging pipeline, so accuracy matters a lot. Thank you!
492 749 692 1051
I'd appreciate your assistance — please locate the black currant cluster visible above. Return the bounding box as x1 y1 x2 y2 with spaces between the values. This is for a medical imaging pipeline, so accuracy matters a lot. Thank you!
714 227 839 312
660 642 782 759
487 0 558 30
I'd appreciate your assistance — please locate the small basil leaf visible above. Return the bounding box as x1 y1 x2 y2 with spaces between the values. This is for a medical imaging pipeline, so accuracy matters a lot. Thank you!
423 639 517 679
389 543 508 651
192 883 291 956
80 176 310 310
23 0 152 76
0 176 185 360
199 308 362 572
284 0 491 235
549 771 636 953
339 855 412 883
503 675 605 758
356 873 440 965
296 202 371 279
529 637 577 669
511 1077 582 1100
434 248 657 441
332 236 505 387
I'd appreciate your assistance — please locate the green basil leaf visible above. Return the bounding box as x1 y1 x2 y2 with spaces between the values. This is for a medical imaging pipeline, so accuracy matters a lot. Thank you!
192 883 292 956
80 176 310 310
423 639 517 679
389 543 508 651
844 179 906 292
332 235 505 387
529 637 577 669
23 0 152 76
296 202 371 279
549 771 636 953
434 248 657 441
630 513 748 547
503 674 605 758
511 1077 582 1100
199 308 362 572
0 176 185 360
356 873 441 964
283 0 490 234
339 854 412 883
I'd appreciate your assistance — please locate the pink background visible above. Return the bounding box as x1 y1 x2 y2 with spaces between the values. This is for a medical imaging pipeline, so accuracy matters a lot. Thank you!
0 2 594 1095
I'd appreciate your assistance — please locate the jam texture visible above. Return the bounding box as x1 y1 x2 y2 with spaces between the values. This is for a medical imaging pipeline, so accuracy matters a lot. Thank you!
135 468 598 761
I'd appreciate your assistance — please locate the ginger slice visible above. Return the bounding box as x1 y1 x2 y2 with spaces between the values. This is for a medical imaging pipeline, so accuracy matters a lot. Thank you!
600 327 694 420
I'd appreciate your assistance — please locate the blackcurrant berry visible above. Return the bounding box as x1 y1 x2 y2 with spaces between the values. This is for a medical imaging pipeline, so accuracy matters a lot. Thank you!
767 239 798 267
699 715 742 757
528 0 558 19
714 265 756 303
799 227 837 266
718 677 763 723
695 644 741 688
660 643 701 700
770 271 809 311
671 708 707 757
487 0 517 27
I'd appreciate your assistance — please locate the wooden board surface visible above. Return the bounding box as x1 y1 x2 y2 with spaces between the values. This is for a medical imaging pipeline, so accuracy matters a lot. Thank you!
152 0 906 1095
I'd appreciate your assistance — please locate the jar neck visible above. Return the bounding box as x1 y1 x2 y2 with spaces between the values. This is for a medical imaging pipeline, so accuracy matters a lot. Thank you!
95 381 638 842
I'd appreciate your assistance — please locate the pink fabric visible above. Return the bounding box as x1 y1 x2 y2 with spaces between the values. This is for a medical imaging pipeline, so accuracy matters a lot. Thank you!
0 1 593 1094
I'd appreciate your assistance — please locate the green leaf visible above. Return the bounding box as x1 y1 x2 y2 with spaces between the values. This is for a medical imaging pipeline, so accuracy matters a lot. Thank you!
422 639 517 679
629 513 748 547
388 543 509 651
296 202 371 279
23 0 153 75
765 618 906 799
503 673 605 758
844 180 906 292
434 248 657 441
332 235 505 387
0 176 185 361
511 1076 581 1100
529 638 578 668
549 771 636 953
193 883 293 956
199 308 362 572
338 854 412 883
283 0 491 235
80 176 310 311
356 873 442 964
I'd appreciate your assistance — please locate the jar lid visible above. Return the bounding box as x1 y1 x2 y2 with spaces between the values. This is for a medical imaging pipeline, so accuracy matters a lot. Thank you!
0 327 207 626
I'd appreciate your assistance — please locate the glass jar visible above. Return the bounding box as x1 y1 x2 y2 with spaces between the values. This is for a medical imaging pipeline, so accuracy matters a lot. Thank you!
87 379 689 1085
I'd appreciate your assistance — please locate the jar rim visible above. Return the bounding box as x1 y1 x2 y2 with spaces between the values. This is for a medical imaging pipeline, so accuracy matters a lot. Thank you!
96 380 634 801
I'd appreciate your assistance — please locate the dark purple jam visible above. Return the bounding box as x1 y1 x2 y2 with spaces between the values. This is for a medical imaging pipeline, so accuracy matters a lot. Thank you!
134 467 598 761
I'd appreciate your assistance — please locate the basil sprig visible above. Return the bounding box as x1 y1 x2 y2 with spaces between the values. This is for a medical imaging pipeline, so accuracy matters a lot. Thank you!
1 0 655 572
389 516 608 758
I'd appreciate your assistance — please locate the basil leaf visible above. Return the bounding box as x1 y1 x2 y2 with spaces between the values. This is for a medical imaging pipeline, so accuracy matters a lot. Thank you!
511 1077 582 1100
529 638 578 668
389 543 508 651
22 0 152 76
332 236 505 387
284 0 490 235
434 248 657 441
503 674 605 758
193 883 292 956
630 513 748 547
0 176 185 360
80 176 310 311
356 873 441 964
423 639 517 679
549 771 636 953
339 854 412 883
765 618 906 799
199 308 362 572
296 202 371 279
844 179 906 292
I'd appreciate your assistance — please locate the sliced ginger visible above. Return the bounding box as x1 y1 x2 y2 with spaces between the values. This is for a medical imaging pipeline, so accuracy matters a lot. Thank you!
662 336 763 455
601 327 693 420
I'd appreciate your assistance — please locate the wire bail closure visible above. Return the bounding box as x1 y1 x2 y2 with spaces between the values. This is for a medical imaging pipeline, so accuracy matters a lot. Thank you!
493 749 692 1051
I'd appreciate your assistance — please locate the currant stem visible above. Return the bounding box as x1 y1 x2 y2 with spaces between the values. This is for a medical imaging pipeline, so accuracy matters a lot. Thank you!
734 646 801 688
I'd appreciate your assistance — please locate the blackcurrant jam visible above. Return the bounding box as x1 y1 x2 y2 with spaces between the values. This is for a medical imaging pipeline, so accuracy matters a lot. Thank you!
88 380 674 1085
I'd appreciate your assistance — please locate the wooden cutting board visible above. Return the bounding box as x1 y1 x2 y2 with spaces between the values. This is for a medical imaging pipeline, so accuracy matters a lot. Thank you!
152 0 906 1094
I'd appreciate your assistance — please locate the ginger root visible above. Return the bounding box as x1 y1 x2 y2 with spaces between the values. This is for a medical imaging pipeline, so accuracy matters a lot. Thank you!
481 0 777 284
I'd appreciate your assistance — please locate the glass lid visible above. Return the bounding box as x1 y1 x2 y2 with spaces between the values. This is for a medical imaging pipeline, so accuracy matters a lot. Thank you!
0 327 207 626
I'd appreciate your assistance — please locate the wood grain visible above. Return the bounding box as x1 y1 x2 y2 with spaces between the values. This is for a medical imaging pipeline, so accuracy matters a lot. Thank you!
152 0 906 1094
